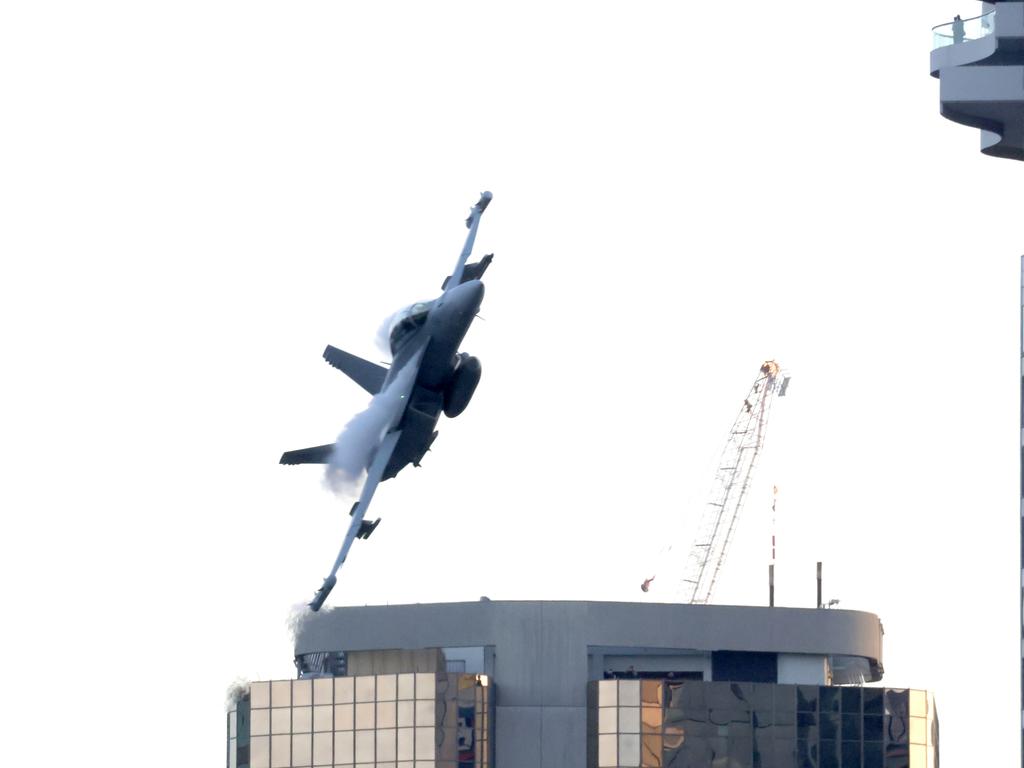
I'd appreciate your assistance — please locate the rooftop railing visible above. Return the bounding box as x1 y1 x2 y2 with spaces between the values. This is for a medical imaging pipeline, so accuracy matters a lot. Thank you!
933 11 996 49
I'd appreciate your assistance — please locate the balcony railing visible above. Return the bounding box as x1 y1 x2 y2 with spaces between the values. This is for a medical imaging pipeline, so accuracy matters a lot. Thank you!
932 11 996 49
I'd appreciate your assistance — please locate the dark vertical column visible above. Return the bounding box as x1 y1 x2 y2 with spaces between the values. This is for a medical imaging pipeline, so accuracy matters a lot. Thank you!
816 562 822 610
236 695 251 768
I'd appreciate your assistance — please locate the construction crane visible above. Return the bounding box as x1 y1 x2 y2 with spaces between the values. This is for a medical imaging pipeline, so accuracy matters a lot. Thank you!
642 360 790 604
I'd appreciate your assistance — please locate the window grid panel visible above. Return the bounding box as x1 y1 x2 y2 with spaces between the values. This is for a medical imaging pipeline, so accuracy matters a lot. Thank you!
251 708 270 736
250 735 270 768
584 681 937 768
333 730 354 763
334 703 354 731
355 676 376 703
334 676 354 703
293 705 313 734
377 674 398 701
271 680 291 708
619 680 641 707
398 673 415 700
354 728 375 762
314 704 333 732
292 733 312 767
355 701 375 730
376 728 398 761
619 706 640 734
313 677 333 705
377 700 397 728
271 707 291 735
251 682 271 709
415 726 435 760
312 731 332 766
398 701 415 727
416 699 435 726
270 734 290 768
294 679 313 707
415 673 436 701
619 732 641 766
397 727 414 760
599 680 618 708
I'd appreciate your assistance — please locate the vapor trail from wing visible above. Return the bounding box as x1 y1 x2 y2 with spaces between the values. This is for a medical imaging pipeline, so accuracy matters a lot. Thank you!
324 357 416 496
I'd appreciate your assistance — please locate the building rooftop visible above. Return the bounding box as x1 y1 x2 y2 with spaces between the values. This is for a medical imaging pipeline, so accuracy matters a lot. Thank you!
294 599 884 686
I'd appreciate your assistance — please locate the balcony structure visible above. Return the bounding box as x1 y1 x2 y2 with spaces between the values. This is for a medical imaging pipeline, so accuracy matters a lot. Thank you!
930 2 1024 160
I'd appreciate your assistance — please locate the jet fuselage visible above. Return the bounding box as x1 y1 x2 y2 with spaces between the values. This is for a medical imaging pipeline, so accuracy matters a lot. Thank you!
382 278 485 479
281 191 495 612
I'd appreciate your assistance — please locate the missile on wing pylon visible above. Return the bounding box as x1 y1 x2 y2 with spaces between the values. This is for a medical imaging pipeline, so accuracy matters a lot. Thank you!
309 574 338 612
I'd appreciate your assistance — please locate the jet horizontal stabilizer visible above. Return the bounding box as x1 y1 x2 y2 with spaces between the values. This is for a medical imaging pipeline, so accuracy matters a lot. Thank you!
323 346 388 394
280 444 334 465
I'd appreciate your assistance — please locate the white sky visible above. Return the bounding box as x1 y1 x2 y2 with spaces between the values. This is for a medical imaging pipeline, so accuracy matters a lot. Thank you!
1 2 1019 765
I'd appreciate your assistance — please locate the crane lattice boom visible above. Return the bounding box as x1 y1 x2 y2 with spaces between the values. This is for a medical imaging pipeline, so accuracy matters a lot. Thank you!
680 360 788 604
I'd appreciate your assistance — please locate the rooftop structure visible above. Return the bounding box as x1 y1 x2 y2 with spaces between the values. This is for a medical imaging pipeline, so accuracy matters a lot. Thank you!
930 2 1024 160
226 600 938 767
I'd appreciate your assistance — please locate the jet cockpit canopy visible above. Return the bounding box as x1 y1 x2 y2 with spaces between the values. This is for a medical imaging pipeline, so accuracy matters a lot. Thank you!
389 300 434 353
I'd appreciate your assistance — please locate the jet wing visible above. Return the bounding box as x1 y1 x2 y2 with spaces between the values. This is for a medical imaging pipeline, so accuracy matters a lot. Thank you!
308 428 403 611
444 191 492 291
306 343 426 611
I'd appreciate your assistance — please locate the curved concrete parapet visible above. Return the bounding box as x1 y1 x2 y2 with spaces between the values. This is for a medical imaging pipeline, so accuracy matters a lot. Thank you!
294 599 884 689
930 2 1024 160
930 31 998 75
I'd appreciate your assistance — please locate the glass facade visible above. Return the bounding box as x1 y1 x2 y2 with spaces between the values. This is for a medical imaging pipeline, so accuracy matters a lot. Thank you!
228 673 492 768
588 679 938 768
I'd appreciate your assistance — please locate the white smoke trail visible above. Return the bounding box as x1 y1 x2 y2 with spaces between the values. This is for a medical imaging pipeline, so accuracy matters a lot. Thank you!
287 602 315 641
225 678 249 711
374 310 399 361
323 358 417 496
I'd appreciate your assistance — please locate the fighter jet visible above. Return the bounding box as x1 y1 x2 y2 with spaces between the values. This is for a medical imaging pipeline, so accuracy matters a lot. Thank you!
281 192 494 611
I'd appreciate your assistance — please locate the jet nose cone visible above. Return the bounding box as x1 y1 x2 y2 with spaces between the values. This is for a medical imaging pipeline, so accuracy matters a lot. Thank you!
448 279 484 315
462 279 485 311
436 279 484 326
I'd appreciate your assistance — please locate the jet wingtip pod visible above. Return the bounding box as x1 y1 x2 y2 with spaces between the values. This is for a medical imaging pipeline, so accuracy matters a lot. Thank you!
308 574 338 612
466 191 493 227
